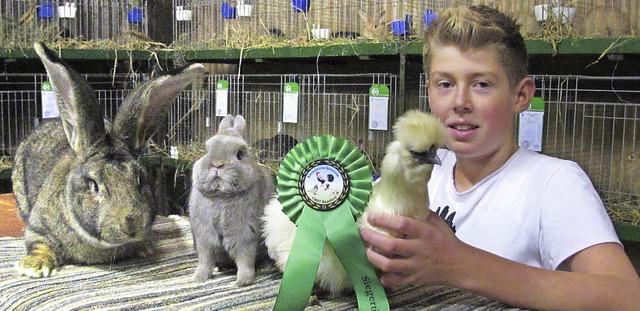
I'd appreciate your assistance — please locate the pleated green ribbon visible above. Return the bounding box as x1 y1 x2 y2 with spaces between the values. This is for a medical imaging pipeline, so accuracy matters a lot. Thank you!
274 135 389 311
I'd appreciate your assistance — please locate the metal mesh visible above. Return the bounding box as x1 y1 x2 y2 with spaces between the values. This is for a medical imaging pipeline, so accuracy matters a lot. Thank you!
0 0 149 48
171 0 638 47
171 0 437 46
418 72 428 112
0 72 146 157
534 75 640 198
166 73 399 171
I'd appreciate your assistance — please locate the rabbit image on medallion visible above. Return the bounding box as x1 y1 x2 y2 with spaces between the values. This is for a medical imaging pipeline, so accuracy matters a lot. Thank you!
11 42 206 278
189 115 276 286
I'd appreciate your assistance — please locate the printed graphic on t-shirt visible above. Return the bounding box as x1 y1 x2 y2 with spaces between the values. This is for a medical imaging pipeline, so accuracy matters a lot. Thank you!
436 205 457 233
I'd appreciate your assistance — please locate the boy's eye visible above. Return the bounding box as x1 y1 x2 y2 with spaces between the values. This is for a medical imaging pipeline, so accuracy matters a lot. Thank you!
437 81 453 89
474 81 490 88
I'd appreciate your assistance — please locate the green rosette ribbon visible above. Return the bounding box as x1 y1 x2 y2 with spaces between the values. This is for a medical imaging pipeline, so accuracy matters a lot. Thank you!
274 135 389 311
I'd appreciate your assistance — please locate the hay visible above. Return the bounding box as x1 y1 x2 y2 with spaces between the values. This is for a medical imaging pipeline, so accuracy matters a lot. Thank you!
170 30 397 52
605 194 640 225
539 13 575 55
0 156 13 171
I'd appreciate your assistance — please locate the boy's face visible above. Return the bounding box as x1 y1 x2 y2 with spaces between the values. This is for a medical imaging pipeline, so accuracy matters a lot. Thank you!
427 45 531 161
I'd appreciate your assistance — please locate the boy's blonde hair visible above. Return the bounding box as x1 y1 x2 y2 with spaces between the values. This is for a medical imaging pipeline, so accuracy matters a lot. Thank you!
423 5 528 89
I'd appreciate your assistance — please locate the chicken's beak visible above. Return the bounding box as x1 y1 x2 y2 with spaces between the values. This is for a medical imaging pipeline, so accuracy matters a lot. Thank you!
410 148 441 165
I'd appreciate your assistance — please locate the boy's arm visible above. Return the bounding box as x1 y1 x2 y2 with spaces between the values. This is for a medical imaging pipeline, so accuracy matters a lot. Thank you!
361 214 640 310
455 241 640 310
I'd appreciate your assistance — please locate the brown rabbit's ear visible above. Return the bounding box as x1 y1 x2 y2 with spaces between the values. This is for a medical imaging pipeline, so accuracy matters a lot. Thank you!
378 11 387 23
33 42 106 158
112 63 206 152
358 10 368 22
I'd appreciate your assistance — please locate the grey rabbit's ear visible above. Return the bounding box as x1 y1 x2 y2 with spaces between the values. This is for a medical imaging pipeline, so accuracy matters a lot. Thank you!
217 115 245 137
233 115 246 137
112 63 206 152
218 115 235 132
33 42 106 158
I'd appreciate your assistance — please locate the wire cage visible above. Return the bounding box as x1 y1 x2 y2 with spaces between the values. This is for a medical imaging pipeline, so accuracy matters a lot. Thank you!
171 0 639 48
420 0 638 39
419 72 428 112
534 75 640 199
418 73 640 202
166 73 400 173
0 72 146 158
171 0 437 48
0 0 149 48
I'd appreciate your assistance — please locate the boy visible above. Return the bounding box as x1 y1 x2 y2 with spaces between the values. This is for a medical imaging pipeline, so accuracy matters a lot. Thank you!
360 5 640 310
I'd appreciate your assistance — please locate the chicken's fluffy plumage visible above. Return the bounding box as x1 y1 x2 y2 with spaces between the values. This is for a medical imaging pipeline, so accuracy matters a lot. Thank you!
359 109 444 235
262 110 444 297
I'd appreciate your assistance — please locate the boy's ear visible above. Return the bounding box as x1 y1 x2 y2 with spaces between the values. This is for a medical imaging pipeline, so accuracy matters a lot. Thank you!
513 77 536 113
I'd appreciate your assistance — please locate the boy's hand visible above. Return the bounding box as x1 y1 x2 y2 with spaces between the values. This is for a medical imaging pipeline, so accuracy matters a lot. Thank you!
360 213 464 288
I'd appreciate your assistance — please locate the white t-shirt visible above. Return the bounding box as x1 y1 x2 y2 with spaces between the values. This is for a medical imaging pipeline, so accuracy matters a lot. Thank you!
428 147 620 270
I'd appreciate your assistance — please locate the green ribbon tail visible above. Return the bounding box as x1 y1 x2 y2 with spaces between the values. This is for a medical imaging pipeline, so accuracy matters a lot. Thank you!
273 207 326 311
324 204 390 311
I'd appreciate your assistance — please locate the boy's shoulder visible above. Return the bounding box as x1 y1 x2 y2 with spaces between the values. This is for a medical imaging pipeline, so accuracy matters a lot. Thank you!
510 148 586 179
435 147 587 179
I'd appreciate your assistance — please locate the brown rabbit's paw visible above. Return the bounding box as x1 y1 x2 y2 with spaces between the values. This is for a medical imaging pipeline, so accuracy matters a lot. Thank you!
16 244 59 278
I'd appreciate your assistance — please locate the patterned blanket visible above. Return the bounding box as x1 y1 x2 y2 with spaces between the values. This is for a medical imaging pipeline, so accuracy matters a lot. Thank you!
0 216 522 310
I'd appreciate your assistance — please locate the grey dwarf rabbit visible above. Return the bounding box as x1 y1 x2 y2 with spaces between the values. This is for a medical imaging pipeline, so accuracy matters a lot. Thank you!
12 42 206 278
189 115 275 286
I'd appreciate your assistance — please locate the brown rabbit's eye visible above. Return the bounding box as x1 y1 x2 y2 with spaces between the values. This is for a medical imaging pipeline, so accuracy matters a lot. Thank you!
88 179 99 194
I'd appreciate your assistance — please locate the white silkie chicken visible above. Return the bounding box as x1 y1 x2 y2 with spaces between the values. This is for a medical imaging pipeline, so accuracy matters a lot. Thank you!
262 109 444 297
358 109 444 237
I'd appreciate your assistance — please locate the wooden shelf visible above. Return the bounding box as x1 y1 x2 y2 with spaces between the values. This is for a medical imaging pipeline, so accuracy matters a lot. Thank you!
614 222 640 243
0 47 174 61
1 38 638 62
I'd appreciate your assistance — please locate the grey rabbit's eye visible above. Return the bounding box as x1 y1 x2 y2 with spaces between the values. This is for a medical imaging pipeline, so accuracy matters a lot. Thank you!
236 150 245 161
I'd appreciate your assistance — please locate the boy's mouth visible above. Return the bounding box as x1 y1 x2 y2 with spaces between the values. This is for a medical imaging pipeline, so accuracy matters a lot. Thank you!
451 124 478 131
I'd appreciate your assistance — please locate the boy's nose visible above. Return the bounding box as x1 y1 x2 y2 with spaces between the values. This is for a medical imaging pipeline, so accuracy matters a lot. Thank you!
452 89 472 112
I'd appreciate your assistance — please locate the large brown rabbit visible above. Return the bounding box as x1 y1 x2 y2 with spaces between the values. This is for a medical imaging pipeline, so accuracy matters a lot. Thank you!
610 150 640 196
580 1 630 37
503 0 541 38
359 10 390 40
12 42 206 278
